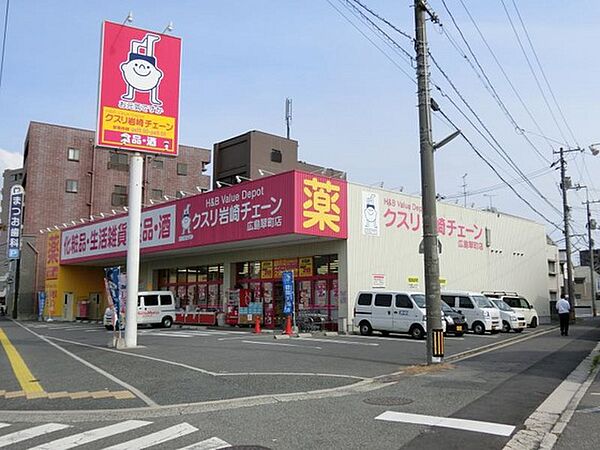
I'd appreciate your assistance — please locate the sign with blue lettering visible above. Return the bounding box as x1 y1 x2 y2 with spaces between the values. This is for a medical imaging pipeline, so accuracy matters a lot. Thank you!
7 185 24 260
282 270 294 315
37 291 46 319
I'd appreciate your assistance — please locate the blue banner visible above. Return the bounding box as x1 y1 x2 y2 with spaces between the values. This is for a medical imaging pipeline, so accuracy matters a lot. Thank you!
7 185 24 259
282 270 294 315
104 267 121 324
37 291 46 319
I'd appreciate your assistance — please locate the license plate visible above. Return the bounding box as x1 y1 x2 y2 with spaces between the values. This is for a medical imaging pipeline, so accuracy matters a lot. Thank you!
455 325 462 331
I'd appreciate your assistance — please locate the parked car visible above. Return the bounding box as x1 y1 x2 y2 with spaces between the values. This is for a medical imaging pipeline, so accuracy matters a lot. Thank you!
441 291 501 335
353 291 445 339
441 301 467 337
483 291 539 328
104 291 176 330
488 298 526 333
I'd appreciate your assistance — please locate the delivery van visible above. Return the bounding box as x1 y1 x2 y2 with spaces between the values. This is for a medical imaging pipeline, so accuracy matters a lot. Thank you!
104 291 176 330
353 291 445 339
441 291 501 334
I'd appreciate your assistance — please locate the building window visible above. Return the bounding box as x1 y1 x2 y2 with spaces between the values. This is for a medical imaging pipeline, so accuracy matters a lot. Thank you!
65 179 78 193
271 149 282 163
151 189 163 201
67 148 80 161
108 152 129 171
111 185 128 206
177 163 188 176
548 260 556 275
152 158 164 169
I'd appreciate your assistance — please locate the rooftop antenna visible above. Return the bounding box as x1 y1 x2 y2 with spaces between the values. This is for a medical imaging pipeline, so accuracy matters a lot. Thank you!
285 98 293 139
461 173 468 207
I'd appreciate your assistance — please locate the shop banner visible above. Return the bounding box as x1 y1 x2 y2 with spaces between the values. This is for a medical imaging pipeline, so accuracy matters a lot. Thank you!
105 267 122 325
37 291 46 320
282 270 294 315
45 230 61 280
298 257 313 277
273 258 298 278
61 204 176 262
97 21 181 155
60 171 347 264
260 261 273 279
7 185 24 259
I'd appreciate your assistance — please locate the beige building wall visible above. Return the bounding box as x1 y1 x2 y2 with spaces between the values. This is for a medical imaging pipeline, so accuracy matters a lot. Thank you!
345 184 552 324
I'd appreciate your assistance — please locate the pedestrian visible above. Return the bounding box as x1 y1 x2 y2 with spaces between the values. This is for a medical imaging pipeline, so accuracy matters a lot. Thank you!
556 296 571 336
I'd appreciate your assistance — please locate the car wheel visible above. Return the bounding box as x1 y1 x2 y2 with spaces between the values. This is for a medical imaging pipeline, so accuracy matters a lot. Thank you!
161 316 173 328
502 321 511 333
454 332 464 337
530 317 538 328
359 321 373 336
472 322 485 335
410 325 425 340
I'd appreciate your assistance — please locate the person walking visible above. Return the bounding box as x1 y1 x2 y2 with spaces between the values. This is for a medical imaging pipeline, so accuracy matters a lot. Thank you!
556 296 571 336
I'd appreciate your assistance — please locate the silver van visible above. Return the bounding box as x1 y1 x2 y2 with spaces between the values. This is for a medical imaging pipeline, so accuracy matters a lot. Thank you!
441 291 501 334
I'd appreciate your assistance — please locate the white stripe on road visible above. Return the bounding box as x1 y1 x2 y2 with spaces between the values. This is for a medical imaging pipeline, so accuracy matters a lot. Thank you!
148 333 194 338
85 329 104 332
176 437 230 450
297 337 379 346
242 340 322 350
218 336 253 341
27 420 152 450
346 334 426 343
375 411 515 437
0 423 70 448
0 424 9 430
103 423 198 450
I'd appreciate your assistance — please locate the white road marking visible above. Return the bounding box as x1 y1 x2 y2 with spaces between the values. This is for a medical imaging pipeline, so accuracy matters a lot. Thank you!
27 420 152 450
375 411 515 437
0 423 70 448
103 422 198 450
590 393 600 396
218 336 253 341
14 322 158 407
242 340 322 350
85 329 103 333
176 436 231 449
297 337 379 346
148 332 195 338
346 334 425 343
0 424 9 430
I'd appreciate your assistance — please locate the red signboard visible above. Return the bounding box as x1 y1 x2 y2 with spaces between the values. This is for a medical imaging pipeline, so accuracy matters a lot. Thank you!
96 21 181 156
60 171 347 264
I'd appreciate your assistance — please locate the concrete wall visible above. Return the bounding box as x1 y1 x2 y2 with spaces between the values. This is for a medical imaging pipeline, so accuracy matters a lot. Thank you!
345 184 552 324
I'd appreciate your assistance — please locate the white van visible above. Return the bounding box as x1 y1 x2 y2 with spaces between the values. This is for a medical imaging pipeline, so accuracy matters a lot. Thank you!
104 291 176 330
353 291 444 339
488 298 526 333
484 292 539 328
441 291 501 335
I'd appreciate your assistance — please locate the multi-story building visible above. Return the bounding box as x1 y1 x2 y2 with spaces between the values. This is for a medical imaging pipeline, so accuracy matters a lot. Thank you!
1 121 211 318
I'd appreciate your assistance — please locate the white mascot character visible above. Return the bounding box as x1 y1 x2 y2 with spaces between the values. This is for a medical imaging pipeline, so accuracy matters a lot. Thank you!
120 34 164 105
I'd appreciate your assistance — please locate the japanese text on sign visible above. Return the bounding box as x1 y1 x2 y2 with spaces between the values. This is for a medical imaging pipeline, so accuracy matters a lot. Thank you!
7 185 24 259
302 177 341 232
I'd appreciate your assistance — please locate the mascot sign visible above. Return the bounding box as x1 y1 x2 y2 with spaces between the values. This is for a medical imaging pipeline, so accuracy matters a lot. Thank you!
96 21 181 156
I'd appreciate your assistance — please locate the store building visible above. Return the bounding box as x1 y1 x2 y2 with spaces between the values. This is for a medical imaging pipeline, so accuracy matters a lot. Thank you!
49 170 555 328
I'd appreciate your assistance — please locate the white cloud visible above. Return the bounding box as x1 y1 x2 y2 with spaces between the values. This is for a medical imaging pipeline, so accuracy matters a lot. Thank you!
0 148 23 176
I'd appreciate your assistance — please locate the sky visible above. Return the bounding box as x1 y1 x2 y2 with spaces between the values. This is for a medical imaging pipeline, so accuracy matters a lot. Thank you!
0 0 599 251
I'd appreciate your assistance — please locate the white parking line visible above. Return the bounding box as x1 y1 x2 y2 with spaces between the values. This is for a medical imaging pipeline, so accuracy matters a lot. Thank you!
242 340 322 350
103 422 198 450
148 333 194 338
297 337 379 346
375 411 515 437
176 436 231 449
344 335 426 343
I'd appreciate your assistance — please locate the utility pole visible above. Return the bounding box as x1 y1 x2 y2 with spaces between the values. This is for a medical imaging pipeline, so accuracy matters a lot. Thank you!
555 147 579 321
414 0 444 364
583 191 599 317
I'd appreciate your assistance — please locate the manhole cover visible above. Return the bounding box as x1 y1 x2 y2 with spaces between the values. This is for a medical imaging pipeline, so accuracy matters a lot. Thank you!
363 396 413 406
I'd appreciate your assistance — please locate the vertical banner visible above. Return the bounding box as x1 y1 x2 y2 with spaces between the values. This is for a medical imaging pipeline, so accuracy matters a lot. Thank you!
96 21 181 156
104 267 122 327
37 291 46 320
7 185 24 259
282 270 295 315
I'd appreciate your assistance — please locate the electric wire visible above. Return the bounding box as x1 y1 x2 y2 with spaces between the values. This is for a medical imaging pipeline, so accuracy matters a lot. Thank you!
348 0 413 41
0 0 9 93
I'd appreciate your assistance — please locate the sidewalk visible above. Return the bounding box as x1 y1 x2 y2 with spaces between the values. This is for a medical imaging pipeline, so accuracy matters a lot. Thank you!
554 362 600 450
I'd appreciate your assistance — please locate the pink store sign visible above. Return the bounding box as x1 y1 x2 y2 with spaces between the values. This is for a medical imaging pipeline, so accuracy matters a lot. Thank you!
60 171 347 264
382 197 485 251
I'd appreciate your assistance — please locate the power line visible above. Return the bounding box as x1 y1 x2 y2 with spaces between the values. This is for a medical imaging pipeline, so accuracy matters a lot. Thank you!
348 0 413 41
509 0 579 147
0 0 9 94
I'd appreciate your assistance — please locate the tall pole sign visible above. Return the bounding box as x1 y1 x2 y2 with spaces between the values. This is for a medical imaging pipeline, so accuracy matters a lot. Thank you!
7 185 24 259
96 21 181 348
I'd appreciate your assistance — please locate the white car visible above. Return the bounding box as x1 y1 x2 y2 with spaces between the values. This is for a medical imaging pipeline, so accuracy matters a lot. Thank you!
484 292 539 328
441 291 501 335
489 298 526 333
103 291 176 330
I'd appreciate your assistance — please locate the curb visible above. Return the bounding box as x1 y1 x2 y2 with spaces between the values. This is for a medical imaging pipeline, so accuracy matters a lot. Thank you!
503 342 600 450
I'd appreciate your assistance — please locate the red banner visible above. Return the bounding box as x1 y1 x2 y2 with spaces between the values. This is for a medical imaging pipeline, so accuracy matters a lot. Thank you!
96 21 181 156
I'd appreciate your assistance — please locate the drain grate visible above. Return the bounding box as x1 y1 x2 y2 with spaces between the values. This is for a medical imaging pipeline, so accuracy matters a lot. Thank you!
363 396 413 406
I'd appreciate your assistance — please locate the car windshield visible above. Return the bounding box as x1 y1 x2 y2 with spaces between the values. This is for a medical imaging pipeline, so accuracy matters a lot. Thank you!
411 294 426 309
441 302 453 313
492 299 512 311
473 295 495 308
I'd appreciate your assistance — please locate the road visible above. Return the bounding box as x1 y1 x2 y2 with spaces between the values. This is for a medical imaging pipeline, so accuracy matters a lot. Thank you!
0 316 598 449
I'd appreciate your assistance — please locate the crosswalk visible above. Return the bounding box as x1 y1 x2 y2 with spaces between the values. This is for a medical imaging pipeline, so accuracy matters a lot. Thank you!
0 420 230 449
